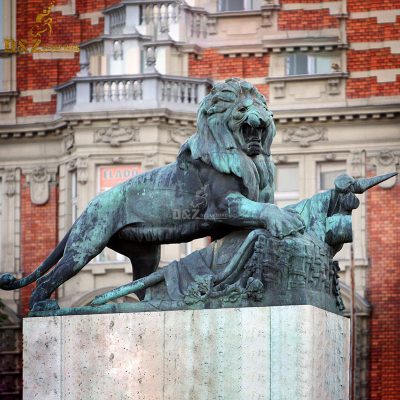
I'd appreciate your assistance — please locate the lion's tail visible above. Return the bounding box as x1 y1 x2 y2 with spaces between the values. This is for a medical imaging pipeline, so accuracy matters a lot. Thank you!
0 228 71 290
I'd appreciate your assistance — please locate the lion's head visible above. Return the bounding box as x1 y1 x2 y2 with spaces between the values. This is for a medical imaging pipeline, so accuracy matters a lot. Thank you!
179 78 275 202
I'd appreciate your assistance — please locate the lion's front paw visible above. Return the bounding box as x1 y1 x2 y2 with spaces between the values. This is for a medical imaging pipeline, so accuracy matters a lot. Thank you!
262 206 305 239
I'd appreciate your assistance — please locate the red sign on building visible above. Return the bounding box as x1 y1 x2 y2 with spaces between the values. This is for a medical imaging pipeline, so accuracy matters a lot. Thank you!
98 165 142 192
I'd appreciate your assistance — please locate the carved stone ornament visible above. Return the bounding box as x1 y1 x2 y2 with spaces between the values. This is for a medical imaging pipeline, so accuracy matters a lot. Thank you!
77 158 88 185
66 158 88 184
282 125 327 147
63 130 74 153
368 150 399 188
5 169 17 197
145 47 156 67
168 127 193 144
27 167 51 205
348 150 364 178
94 127 139 147
66 159 77 172
261 9 273 27
272 82 285 99
273 155 288 164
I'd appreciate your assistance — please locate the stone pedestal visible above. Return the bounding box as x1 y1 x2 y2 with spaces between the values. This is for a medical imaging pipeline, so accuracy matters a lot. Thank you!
23 305 350 400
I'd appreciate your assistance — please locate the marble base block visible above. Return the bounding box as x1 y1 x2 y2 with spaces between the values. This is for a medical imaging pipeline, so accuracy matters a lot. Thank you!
23 305 350 400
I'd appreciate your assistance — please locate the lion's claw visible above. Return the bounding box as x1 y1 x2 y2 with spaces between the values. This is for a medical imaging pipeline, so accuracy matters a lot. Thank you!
262 205 305 239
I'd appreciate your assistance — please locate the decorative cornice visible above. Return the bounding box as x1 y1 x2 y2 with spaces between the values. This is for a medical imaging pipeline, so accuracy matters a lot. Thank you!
0 106 398 139
217 46 265 56
274 105 400 124
266 72 348 83
80 33 152 49
262 37 347 53
0 120 67 140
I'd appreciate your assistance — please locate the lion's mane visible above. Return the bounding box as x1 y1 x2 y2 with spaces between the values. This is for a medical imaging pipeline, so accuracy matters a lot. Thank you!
179 78 275 202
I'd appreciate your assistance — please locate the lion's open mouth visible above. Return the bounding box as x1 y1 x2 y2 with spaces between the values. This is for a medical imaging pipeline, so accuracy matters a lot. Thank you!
242 123 263 156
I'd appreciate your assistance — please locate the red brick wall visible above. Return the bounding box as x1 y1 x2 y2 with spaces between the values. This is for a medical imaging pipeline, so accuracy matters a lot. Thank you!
347 48 400 72
189 50 270 98
278 9 340 30
20 176 58 315
347 17 400 43
76 0 120 13
346 77 400 98
189 49 269 80
348 0 399 12
367 175 400 400
15 0 118 117
346 0 400 99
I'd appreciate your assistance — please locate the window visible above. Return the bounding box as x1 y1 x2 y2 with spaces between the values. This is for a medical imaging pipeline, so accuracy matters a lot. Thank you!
95 165 141 263
218 0 260 12
275 164 299 207
286 53 332 76
318 162 346 192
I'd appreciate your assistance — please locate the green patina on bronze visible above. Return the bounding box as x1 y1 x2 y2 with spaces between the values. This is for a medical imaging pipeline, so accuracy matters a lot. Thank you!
0 78 397 316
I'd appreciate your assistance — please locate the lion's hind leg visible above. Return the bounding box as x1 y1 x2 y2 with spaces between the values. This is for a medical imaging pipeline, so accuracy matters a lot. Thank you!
30 247 103 311
107 238 161 300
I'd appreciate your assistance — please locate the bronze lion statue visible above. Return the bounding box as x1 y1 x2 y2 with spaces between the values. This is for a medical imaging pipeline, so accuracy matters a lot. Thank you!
0 78 305 311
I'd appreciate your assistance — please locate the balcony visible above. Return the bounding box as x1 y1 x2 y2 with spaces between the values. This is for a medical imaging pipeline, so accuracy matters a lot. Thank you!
55 74 212 114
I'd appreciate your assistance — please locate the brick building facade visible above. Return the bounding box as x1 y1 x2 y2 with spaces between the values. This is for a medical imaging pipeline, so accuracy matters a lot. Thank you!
0 0 399 398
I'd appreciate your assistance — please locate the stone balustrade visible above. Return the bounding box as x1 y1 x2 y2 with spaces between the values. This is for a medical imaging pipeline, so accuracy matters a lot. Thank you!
109 6 126 34
56 74 212 113
188 9 208 38
103 1 210 39
140 1 181 28
104 1 182 35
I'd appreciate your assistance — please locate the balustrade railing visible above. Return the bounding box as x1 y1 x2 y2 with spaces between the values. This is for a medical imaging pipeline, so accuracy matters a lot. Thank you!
60 83 76 111
161 79 199 104
139 2 181 28
189 10 208 38
91 78 143 103
109 7 126 34
56 74 211 113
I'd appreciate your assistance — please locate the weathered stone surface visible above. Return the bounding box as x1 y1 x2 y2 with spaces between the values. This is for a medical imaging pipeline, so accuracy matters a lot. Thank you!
23 317 61 399
24 306 349 400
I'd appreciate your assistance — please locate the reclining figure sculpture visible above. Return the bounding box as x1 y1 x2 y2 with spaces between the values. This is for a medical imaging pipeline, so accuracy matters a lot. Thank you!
0 78 396 316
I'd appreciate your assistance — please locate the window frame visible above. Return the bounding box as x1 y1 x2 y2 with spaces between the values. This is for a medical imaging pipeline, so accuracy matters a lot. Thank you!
217 0 259 12
286 52 333 77
317 161 347 192
274 163 300 207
